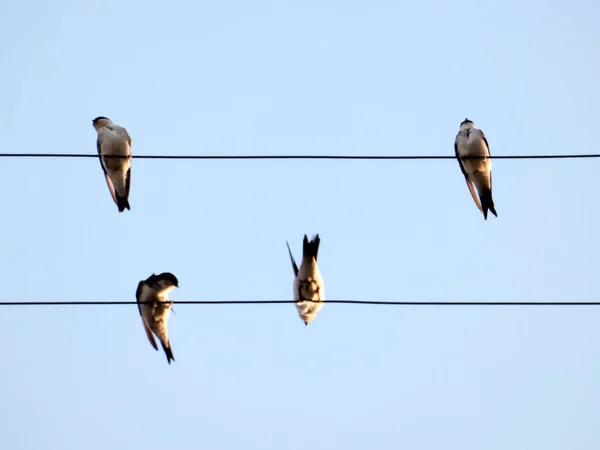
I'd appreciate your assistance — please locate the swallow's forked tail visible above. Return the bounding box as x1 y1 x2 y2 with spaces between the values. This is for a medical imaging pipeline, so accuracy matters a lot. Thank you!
480 187 497 220
116 194 130 213
161 341 175 365
302 234 321 261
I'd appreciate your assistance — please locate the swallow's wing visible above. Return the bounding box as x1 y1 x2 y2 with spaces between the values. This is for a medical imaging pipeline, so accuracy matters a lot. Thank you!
136 281 158 351
96 139 105 173
464 177 482 213
455 140 483 213
480 130 491 157
97 138 119 205
286 241 299 277
141 317 158 351
480 130 493 187
135 281 144 316
125 167 131 198
103 173 119 206
124 129 132 147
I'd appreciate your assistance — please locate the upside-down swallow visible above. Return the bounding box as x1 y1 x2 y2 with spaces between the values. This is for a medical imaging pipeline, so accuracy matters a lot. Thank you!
454 118 498 220
286 234 325 325
135 272 179 364
93 116 132 212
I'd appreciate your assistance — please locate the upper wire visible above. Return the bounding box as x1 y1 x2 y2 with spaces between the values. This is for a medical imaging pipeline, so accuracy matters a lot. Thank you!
0 300 598 306
0 153 599 160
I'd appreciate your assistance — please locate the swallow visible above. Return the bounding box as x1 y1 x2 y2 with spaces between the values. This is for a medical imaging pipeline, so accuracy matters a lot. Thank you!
135 272 179 364
286 234 325 325
93 116 132 212
454 118 498 220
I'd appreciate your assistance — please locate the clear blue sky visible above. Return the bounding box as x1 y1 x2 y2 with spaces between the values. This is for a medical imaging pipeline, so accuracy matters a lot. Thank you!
1 1 599 449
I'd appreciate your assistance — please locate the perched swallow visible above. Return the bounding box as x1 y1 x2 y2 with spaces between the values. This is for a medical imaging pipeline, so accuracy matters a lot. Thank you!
454 118 498 220
93 116 132 212
135 272 179 364
286 234 325 325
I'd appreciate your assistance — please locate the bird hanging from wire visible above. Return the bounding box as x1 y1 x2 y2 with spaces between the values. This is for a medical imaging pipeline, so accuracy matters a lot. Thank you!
454 118 498 220
135 272 179 364
286 234 325 325
93 116 132 212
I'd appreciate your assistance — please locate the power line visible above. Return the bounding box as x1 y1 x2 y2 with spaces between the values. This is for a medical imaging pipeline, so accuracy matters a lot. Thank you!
0 300 598 306
0 153 599 160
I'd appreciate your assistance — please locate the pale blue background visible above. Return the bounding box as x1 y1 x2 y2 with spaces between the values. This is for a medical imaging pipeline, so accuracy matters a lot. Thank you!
1 1 599 449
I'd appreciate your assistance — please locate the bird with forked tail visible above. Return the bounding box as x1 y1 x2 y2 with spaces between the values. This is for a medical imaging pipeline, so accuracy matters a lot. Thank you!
135 272 179 364
286 234 325 325
454 118 498 220
93 116 132 212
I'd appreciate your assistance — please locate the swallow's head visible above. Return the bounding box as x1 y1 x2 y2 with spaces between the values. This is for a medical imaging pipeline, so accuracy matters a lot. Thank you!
154 272 180 291
460 118 475 130
92 116 112 131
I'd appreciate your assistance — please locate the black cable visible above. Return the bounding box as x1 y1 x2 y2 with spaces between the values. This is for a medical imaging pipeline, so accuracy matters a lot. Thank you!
0 153 599 160
0 300 598 306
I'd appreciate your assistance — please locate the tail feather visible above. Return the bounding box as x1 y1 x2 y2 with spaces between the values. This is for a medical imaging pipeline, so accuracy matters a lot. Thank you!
161 341 175 365
302 234 320 261
116 194 130 212
480 188 497 220
286 241 299 277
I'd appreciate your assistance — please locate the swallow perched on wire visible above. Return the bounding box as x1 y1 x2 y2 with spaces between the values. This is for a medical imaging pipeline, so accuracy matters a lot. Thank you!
135 272 179 364
454 118 498 220
93 116 132 212
286 234 325 325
